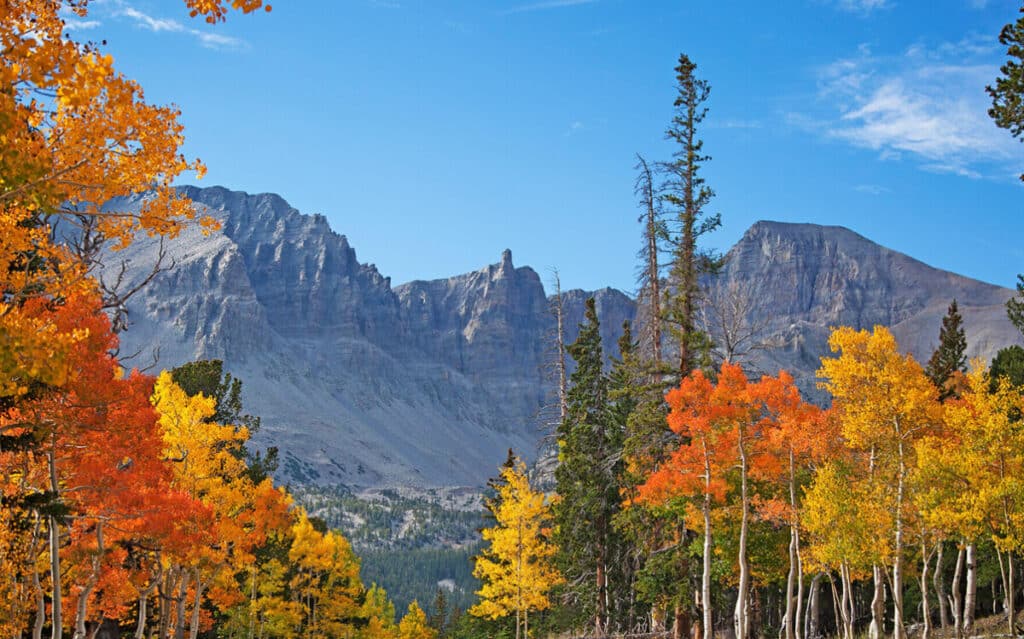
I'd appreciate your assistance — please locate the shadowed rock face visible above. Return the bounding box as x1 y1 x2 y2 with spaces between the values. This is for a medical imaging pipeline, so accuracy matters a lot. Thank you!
104 186 634 489
103 186 1018 489
714 221 1020 400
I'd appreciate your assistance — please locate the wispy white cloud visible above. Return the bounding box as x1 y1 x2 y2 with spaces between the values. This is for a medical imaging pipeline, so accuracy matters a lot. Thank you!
854 184 890 195
711 118 763 130
500 0 597 16
194 31 244 49
828 0 891 15
120 6 183 32
64 19 102 30
119 5 245 50
805 36 1022 179
58 5 102 30
564 120 585 136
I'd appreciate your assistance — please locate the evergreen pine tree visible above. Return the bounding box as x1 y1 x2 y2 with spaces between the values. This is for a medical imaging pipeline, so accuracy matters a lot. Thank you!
553 298 624 635
661 53 722 376
987 3 1024 181
429 587 449 636
925 300 968 401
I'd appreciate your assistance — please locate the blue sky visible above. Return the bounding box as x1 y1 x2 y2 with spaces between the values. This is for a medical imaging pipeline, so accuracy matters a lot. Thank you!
71 0 1024 294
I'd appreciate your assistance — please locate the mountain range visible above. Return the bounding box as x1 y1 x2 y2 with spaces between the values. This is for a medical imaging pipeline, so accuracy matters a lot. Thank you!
100 186 1021 490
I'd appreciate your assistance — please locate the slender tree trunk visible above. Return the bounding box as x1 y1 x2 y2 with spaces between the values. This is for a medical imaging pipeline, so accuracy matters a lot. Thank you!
596 539 607 636
963 543 977 636
785 515 797 639
892 439 906 639
784 454 803 639
702 441 713 639
1008 552 1016 638
935 542 950 629
951 546 965 639
795 530 805 639
73 522 104 639
920 537 931 639
828 573 842 639
636 154 663 365
673 607 691 639
804 573 822 639
188 571 202 639
999 547 1010 614
869 565 885 639
48 444 63 639
735 432 750 639
33 525 46 639
174 572 189 639
552 271 568 425
134 571 160 639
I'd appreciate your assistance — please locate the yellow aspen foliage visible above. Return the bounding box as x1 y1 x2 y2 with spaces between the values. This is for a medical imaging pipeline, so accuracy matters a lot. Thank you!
916 365 1024 550
803 461 892 573
288 509 364 638
818 325 940 638
469 458 562 639
152 372 293 633
0 0 264 402
221 558 302 639
397 601 437 639
361 583 398 639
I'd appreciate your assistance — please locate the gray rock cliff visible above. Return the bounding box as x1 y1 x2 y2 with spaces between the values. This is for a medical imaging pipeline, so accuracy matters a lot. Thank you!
102 187 1019 489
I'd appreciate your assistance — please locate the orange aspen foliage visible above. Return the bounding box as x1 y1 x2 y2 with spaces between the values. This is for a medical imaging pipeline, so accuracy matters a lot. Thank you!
0 293 198 635
0 0 267 402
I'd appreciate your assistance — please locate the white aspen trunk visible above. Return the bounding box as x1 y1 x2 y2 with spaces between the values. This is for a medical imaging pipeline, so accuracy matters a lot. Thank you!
795 527 805 639
782 456 798 639
703 440 713 639
734 430 750 639
188 570 202 639
869 564 885 639
72 522 104 639
134 572 160 639
48 445 63 639
892 436 906 639
33 537 46 639
963 543 976 636
1008 553 1016 638
935 542 950 629
920 537 931 639
804 573 822 639
174 572 189 639
950 546 964 639
784 523 797 639
998 547 1009 615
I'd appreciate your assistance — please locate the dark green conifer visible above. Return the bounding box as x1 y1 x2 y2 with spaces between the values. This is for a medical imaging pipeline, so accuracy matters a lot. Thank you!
553 298 622 636
987 3 1024 181
661 53 722 376
925 300 968 401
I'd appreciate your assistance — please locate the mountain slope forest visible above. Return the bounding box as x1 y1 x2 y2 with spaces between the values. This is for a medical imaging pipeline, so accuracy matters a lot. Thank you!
3 2 1024 639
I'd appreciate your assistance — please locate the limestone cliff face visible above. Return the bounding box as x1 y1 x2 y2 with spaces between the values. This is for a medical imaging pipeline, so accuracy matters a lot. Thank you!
107 187 632 489
710 221 1019 398
104 187 1018 489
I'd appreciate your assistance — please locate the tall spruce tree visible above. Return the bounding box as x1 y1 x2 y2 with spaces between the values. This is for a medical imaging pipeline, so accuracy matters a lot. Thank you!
661 53 722 376
987 2 1024 181
925 300 968 401
553 298 624 636
605 322 644 632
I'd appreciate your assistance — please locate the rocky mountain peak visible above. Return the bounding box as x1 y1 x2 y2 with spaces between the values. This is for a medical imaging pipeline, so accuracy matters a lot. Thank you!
102 189 1020 489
